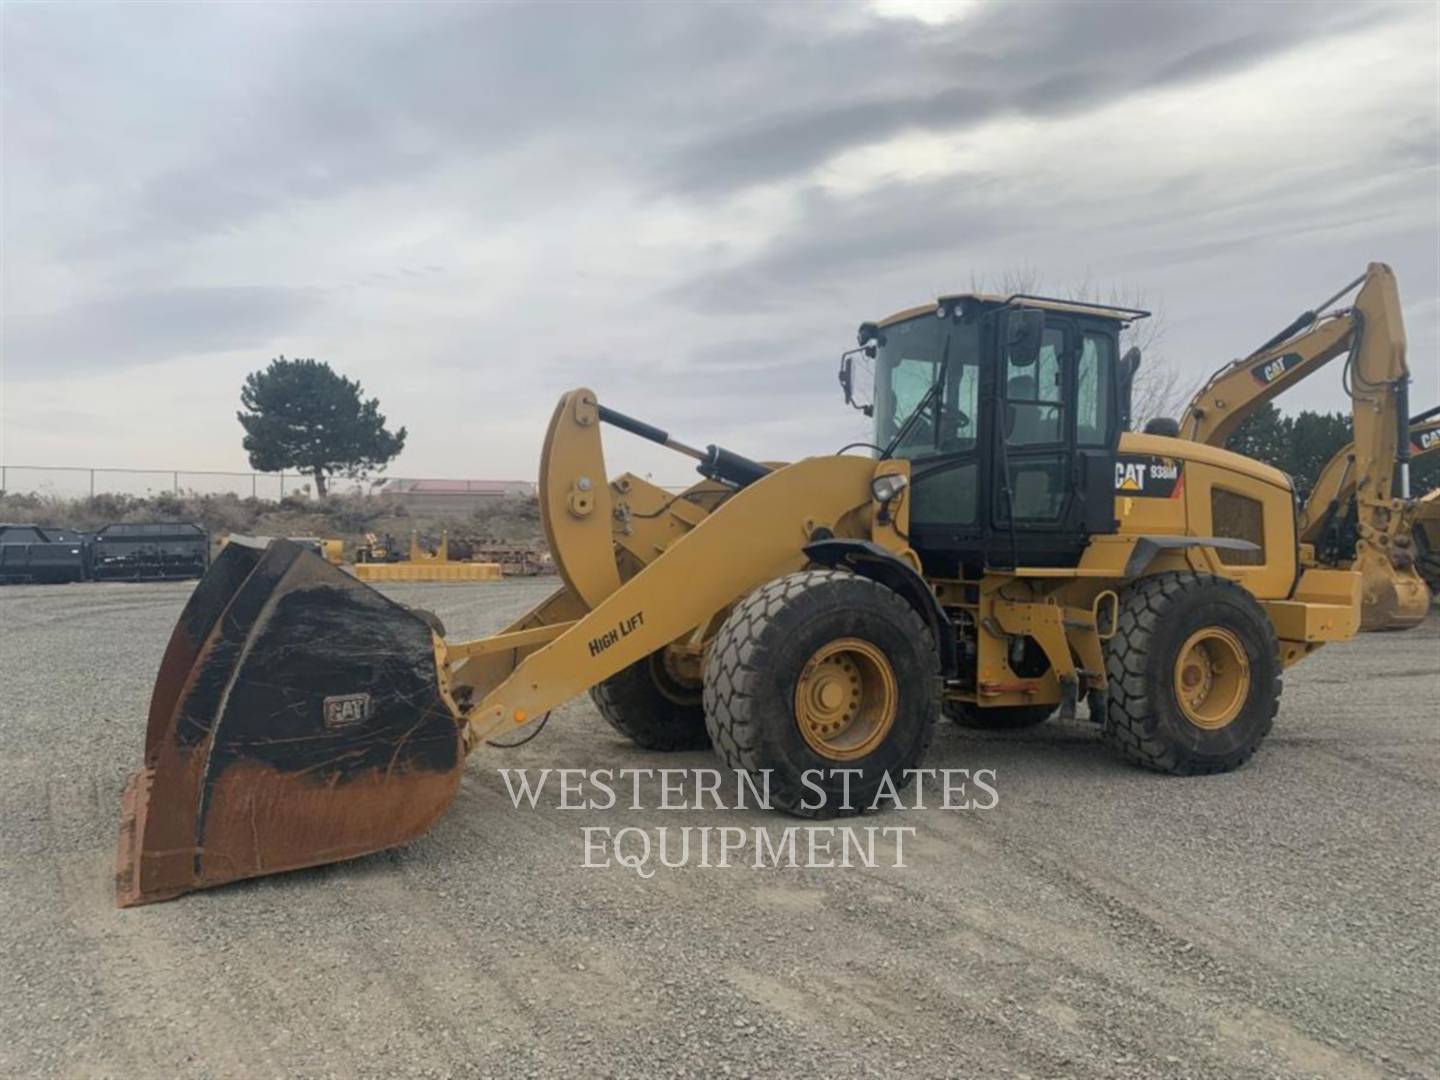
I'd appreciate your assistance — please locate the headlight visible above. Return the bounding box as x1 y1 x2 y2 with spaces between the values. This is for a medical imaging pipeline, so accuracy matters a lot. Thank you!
870 473 909 504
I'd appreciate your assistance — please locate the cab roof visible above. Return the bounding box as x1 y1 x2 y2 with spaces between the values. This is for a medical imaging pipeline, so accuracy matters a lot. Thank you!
876 293 1150 330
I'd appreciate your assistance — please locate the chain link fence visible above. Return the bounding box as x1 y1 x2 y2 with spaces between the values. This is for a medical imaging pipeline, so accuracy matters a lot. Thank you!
3 464 690 504
1 465 321 501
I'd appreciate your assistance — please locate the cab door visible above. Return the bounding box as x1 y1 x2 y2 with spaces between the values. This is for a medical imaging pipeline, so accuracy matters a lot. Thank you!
989 314 1119 566
1072 323 1122 539
995 318 1070 530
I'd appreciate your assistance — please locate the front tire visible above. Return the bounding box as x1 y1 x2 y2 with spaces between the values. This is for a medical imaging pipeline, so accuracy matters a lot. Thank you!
1102 571 1281 775
703 570 940 816
591 649 710 751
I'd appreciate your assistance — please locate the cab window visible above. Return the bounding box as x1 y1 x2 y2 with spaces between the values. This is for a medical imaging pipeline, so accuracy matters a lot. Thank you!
1077 332 1113 446
1005 327 1064 445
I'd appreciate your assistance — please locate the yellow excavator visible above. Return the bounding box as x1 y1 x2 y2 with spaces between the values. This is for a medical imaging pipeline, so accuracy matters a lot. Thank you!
1414 487 1440 593
1298 408 1440 617
119 279 1382 906
1169 264 1430 630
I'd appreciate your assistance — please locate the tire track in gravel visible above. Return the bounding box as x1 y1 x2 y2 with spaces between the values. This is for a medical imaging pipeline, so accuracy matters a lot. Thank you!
3 587 192 633
955 811 1400 1079
51 853 285 1076
1265 737 1439 792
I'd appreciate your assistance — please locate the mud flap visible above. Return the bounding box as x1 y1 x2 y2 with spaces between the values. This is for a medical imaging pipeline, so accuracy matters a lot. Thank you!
117 539 465 907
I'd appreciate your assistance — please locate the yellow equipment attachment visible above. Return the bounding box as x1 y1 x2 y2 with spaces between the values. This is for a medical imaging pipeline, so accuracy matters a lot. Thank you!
119 276 1395 906
352 530 503 582
354 561 503 582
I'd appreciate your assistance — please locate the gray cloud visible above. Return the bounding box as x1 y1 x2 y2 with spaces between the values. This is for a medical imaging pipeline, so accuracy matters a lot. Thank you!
1 0 1435 478
2 287 320 376
674 174 1023 312
659 1 1387 196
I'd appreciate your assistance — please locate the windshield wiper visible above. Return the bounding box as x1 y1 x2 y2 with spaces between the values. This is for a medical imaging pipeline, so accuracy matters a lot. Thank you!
881 331 950 460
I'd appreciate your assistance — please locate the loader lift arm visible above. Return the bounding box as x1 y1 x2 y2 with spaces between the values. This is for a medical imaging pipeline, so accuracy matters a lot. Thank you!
447 390 917 746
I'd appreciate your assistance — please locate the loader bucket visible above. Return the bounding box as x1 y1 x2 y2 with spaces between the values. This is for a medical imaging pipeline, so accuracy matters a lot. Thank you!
116 539 465 907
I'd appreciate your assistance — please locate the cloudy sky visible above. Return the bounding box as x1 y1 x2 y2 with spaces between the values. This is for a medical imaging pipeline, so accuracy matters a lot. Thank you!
3 0 1437 488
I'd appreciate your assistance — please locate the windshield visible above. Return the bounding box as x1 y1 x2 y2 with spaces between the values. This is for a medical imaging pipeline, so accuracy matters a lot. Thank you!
873 314 980 459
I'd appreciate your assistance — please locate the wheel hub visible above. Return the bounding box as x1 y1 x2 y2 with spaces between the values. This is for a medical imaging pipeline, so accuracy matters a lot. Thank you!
1173 627 1250 730
794 638 897 761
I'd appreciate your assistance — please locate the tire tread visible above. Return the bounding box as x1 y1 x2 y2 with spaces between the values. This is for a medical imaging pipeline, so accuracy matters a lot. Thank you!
1102 571 1281 775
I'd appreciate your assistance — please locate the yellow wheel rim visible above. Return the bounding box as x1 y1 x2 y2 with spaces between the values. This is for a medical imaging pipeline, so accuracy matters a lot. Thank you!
1173 627 1250 730
794 638 897 761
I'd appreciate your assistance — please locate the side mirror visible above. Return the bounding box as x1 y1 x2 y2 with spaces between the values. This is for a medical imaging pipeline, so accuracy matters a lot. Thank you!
838 348 875 416
1003 308 1045 368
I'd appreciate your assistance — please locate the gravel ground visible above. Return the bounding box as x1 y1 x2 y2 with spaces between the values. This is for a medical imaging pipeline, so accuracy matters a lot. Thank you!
1 578 1436 1079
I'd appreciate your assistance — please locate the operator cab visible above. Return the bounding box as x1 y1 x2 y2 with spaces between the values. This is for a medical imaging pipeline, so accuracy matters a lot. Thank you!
839 293 1150 575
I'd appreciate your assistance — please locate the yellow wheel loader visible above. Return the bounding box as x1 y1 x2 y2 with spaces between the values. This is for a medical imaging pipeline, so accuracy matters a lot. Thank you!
118 287 1379 906
1170 263 1431 630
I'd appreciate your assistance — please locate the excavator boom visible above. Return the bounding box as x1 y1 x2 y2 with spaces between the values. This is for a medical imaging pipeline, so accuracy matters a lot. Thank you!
1179 271 1367 446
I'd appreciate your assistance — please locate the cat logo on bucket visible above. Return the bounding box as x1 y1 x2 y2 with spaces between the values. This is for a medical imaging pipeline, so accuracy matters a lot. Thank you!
1114 456 1183 499
1413 428 1440 454
322 693 373 730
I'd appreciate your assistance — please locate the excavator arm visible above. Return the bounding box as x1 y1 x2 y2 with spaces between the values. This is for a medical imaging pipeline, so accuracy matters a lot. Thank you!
1181 263 1427 630
1337 268 1429 628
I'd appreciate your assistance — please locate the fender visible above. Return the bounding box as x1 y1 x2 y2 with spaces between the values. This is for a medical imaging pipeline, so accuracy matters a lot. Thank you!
803 538 958 677
1122 535 1260 580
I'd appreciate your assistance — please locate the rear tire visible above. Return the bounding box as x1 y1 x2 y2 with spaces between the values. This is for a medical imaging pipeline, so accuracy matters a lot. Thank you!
947 702 1055 729
1102 571 1281 775
591 650 710 751
704 570 940 816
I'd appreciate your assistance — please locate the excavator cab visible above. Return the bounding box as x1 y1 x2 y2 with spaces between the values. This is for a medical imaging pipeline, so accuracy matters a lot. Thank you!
844 294 1149 574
